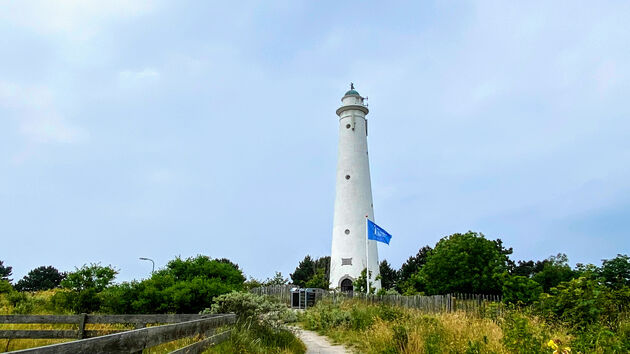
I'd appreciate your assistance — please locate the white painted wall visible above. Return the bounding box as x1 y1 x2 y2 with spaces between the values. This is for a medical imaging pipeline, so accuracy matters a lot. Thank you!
330 91 381 291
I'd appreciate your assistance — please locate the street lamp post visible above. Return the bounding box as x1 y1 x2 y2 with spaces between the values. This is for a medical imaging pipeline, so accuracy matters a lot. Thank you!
139 257 155 274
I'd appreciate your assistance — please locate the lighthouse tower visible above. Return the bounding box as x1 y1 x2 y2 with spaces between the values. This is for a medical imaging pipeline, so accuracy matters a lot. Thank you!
330 84 381 291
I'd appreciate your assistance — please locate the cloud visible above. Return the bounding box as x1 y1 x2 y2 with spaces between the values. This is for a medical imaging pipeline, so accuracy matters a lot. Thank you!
117 68 161 87
0 0 158 41
0 81 88 144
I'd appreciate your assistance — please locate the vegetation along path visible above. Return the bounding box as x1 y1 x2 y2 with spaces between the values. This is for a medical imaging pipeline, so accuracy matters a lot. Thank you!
293 327 349 354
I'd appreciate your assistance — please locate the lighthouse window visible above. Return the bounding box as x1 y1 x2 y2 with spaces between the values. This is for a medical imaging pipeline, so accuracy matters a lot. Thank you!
345 175 350 180
341 258 352 266
344 229 350 235
345 124 351 129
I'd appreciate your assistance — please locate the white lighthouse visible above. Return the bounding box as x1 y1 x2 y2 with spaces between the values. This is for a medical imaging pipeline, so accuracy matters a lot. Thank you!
330 84 381 292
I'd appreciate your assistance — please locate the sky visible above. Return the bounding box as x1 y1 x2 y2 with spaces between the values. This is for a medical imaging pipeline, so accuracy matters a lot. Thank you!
1 1 629 283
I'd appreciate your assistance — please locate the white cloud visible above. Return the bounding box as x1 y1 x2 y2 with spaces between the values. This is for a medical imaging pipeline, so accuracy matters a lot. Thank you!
118 68 161 86
0 0 158 41
0 81 88 144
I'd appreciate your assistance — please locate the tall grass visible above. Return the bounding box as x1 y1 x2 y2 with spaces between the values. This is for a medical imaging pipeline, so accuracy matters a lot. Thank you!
300 298 575 353
205 323 305 354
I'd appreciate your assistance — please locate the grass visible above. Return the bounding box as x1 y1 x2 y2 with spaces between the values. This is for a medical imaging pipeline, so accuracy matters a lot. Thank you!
204 322 306 354
300 298 575 354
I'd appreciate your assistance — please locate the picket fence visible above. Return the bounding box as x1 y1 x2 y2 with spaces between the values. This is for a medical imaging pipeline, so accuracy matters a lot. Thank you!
250 285 503 314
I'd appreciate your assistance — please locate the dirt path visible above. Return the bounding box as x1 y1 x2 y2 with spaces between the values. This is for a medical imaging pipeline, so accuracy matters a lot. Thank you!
293 327 350 354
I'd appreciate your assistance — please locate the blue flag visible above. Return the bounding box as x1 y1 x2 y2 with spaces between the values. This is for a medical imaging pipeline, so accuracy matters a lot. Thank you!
367 219 392 245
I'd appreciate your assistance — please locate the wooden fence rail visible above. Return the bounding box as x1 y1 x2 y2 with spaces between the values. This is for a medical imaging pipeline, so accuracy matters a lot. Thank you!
3 314 235 354
0 313 223 340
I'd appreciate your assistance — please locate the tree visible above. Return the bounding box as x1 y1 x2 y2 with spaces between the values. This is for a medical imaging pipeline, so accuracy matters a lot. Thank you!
290 256 315 287
264 272 289 286
0 260 12 282
352 268 377 294
52 263 119 313
305 268 329 289
15 266 66 292
0 280 12 294
599 254 630 289
420 231 512 295
243 277 263 290
379 260 398 290
61 264 117 292
398 246 431 282
215 258 240 270
290 255 330 288
100 255 245 314
510 260 536 277
501 273 543 305
531 253 576 293
396 246 431 293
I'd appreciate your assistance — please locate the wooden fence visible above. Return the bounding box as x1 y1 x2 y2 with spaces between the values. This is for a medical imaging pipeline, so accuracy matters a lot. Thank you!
0 313 235 353
250 285 294 305
250 285 503 314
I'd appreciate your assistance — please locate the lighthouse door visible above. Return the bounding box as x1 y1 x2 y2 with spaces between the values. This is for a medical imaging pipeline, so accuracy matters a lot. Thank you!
340 279 353 293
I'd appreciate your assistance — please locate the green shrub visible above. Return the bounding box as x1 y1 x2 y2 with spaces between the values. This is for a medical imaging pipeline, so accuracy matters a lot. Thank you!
204 291 295 325
0 280 13 294
501 312 550 354
101 255 245 314
301 300 350 330
537 276 628 331
349 304 375 330
203 291 305 354
570 323 628 353
51 288 102 313
391 324 408 352
502 273 543 306
376 303 404 322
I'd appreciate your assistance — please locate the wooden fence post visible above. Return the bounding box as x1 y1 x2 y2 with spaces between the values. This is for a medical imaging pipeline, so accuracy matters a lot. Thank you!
77 314 87 339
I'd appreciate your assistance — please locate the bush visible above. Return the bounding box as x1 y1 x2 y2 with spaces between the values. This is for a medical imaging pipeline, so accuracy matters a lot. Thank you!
101 255 245 314
204 291 295 325
537 276 626 330
0 280 13 294
203 291 305 354
501 312 550 354
502 273 543 306
301 300 350 330
420 232 511 295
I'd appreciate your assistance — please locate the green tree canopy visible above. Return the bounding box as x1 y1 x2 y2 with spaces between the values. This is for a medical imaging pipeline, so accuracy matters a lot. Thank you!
100 255 245 314
305 268 329 289
0 260 13 283
501 273 543 305
61 263 117 292
396 246 431 294
379 260 398 290
264 272 289 286
531 253 576 293
599 254 630 289
420 231 512 295
15 266 66 292
352 268 376 294
290 255 330 288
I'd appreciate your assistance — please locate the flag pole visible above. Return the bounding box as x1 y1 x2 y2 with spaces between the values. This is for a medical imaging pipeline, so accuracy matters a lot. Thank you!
365 215 369 294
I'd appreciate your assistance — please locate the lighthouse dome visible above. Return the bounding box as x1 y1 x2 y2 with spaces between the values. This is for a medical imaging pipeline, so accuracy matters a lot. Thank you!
344 89 360 96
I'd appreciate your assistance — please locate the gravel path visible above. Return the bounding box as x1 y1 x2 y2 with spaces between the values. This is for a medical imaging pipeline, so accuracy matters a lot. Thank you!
293 327 350 354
